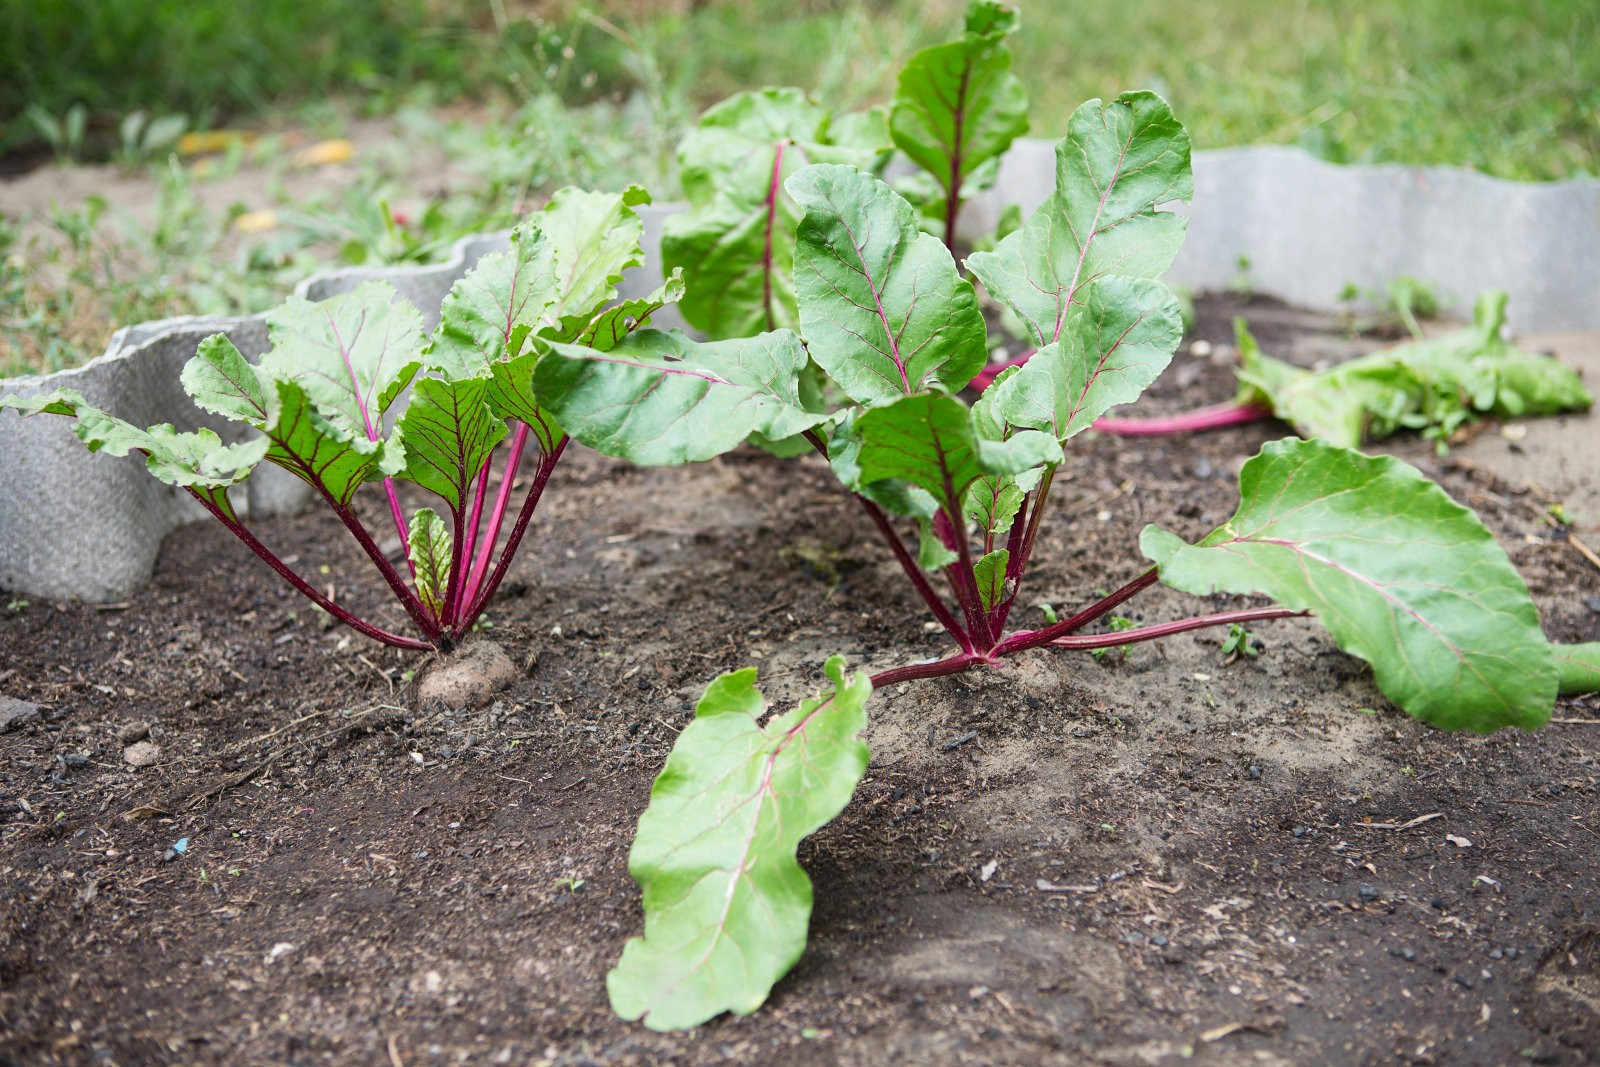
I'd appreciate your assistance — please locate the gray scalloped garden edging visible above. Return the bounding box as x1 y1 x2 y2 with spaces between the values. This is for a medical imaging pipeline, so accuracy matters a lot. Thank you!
2 146 1596 601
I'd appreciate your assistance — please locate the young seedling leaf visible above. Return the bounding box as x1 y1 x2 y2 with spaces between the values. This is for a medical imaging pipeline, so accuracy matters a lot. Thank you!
889 0 1027 231
395 377 508 513
1235 292 1592 449
967 92 1191 348
983 276 1184 441
665 89 890 339
258 280 423 444
973 548 1010 611
854 392 1060 513
1140 438 1556 732
554 271 686 351
609 656 873 1031
790 164 987 403
964 473 1029 541
408 508 452 617
532 329 826 465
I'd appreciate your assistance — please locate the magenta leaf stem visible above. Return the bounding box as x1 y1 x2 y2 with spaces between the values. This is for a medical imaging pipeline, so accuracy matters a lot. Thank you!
1093 401 1273 436
188 490 433 651
463 421 532 607
457 453 495 594
459 435 569 630
1025 606 1306 654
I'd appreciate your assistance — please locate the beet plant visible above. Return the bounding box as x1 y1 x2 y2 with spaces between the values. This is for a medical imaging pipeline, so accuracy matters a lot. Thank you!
2 187 684 652
532 92 1600 1029
661 0 1028 346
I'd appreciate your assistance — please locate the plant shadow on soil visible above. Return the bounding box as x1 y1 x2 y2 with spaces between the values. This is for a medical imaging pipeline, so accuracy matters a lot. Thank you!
2 295 1598 1065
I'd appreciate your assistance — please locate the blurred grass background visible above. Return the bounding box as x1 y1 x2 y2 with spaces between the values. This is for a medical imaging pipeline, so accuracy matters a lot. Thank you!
3 0 1595 180
2 0 1595 375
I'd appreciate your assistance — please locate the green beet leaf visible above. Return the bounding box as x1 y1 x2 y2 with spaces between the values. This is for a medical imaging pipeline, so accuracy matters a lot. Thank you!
1141 437 1557 732
973 548 1010 611
531 328 826 465
183 334 398 505
396 377 508 513
407 507 452 617
257 280 423 446
427 224 563 379
664 88 890 339
1553 642 1600 696
1235 292 1592 449
967 92 1191 349
982 275 1184 441
854 392 1060 514
2 387 264 517
609 656 873 1031
790 164 987 404
889 0 1027 231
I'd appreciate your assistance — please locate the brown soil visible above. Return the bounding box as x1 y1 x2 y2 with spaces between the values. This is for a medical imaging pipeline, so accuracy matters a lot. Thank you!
3 295 1598 1066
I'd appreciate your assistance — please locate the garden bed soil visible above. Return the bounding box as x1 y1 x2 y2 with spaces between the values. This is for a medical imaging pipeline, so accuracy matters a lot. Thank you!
3 295 1599 1065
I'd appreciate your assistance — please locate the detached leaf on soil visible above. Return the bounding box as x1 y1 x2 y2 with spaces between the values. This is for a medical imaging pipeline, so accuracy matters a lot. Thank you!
1141 437 1557 732
609 656 872 1031
1234 292 1592 449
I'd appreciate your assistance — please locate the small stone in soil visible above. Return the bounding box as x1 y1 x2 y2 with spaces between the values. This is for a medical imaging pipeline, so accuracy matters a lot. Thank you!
1585 596 1600 614
1292 825 1308 837
60 752 90 769
123 741 161 767
0 696 41 733
1246 764 1262 780
117 721 150 745
1390 947 1417 962
1358 883 1380 902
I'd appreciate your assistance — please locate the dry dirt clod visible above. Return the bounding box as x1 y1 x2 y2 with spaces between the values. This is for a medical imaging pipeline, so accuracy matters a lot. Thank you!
417 642 521 711
0 695 41 732
122 741 161 767
117 721 150 745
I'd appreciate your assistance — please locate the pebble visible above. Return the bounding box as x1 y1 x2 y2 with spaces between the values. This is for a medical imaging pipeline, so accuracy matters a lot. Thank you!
1292 825 1308 838
1246 764 1262 780
1358 883 1380 902
0 696 41 733
61 753 90 769
117 721 150 745
1585 596 1600 614
122 741 161 767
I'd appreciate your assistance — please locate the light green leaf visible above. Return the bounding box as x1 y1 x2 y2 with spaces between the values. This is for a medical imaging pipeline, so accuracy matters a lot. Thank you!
790 164 987 404
183 334 272 424
1235 292 1592 449
408 508 452 618
968 92 1191 349
1553 642 1600 696
983 276 1184 441
536 185 651 322
3 388 263 517
973 548 1010 611
396 377 508 512
532 329 827 465
665 90 888 339
609 656 873 1031
889 0 1027 226
258 280 423 441
854 392 1060 513
427 224 563 379
554 271 686 350
1140 438 1556 732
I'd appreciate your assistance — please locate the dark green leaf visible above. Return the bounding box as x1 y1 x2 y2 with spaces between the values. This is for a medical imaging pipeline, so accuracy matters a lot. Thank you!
396 377 508 512
532 329 826 465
